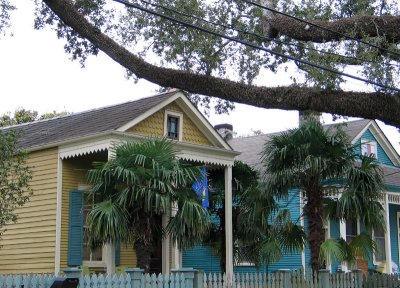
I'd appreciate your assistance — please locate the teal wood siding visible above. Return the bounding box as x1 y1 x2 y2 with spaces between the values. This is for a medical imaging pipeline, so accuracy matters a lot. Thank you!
68 190 84 266
354 129 394 166
329 220 341 272
389 204 400 268
269 190 303 271
183 190 303 273
183 245 222 273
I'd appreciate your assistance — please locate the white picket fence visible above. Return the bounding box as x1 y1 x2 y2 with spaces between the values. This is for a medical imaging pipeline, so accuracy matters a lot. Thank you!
1 269 400 288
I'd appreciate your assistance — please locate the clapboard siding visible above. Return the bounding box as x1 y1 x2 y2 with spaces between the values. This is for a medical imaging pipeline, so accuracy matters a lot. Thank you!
354 129 393 166
183 190 303 274
60 157 92 271
389 204 400 269
0 148 58 274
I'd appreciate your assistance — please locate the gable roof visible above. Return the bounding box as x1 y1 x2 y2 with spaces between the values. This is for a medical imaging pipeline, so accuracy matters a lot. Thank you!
2 91 231 151
228 119 400 187
229 119 371 171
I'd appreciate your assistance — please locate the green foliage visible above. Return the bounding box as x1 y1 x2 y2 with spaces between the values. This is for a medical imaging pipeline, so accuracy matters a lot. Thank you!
0 130 32 241
205 160 305 271
0 0 15 36
262 117 385 270
0 108 69 127
86 138 210 270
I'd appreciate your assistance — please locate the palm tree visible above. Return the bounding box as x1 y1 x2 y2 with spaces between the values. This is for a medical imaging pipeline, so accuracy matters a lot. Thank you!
261 117 385 272
206 161 306 272
86 138 210 272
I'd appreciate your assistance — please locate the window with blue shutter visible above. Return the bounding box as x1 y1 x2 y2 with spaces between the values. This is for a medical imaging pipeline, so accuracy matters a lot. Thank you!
68 190 84 266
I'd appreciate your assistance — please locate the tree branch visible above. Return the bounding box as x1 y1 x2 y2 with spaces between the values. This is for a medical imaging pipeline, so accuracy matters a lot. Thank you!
43 0 400 128
268 14 400 43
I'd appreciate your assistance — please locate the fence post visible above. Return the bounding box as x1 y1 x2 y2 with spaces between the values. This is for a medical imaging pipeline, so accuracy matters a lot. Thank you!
351 269 363 288
279 269 292 288
125 268 144 288
193 270 204 288
172 268 196 288
64 268 82 279
319 269 330 288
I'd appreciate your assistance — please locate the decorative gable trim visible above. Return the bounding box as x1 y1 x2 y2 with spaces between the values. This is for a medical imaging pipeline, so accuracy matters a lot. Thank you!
57 132 239 166
117 92 183 133
59 137 112 159
116 91 232 150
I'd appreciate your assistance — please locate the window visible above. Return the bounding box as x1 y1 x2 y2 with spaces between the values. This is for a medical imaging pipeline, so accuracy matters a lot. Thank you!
374 227 386 263
167 116 179 140
164 111 183 141
83 192 104 264
361 139 377 158
346 220 358 243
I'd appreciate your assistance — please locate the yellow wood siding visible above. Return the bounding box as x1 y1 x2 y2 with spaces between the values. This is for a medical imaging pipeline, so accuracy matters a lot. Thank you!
128 102 212 146
60 157 88 271
0 148 58 274
120 244 136 267
60 153 136 271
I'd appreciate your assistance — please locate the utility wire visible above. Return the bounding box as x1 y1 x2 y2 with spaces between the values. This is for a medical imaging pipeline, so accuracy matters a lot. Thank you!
139 0 395 68
240 0 400 59
113 0 400 92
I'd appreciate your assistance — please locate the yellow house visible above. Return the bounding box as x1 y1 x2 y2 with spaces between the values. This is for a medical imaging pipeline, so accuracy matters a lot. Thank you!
0 91 239 275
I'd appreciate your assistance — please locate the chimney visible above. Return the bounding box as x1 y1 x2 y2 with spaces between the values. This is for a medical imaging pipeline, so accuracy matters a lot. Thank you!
299 110 321 127
214 123 233 141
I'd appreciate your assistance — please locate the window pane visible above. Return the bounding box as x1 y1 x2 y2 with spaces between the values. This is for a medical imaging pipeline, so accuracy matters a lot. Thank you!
167 116 179 139
346 220 357 243
375 237 386 262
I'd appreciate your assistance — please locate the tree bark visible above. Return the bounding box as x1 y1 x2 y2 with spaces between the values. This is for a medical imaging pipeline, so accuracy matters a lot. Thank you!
134 213 153 273
304 186 325 272
43 0 400 128
267 14 400 43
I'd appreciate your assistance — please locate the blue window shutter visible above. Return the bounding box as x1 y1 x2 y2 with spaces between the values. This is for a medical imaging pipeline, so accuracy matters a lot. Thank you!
115 240 121 266
68 190 84 266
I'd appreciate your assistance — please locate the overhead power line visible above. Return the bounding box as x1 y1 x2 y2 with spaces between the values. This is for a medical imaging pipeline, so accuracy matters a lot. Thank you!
113 0 400 92
139 0 394 68
240 0 400 59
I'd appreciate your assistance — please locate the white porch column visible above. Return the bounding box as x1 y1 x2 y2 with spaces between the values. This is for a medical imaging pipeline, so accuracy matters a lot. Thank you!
105 242 116 274
385 193 392 274
171 204 181 269
162 213 170 273
339 220 348 271
224 165 233 278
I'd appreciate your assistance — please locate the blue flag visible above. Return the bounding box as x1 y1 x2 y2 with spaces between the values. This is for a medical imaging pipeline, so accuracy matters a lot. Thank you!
192 167 209 208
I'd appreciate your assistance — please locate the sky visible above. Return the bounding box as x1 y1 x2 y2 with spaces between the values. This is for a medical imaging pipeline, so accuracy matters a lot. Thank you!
1 1 399 153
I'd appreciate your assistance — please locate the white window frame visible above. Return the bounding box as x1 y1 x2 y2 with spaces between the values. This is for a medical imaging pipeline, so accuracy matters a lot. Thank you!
372 227 386 265
361 139 378 159
164 110 183 141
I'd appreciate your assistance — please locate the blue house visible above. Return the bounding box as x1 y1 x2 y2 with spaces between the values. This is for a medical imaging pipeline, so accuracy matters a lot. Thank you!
183 119 400 275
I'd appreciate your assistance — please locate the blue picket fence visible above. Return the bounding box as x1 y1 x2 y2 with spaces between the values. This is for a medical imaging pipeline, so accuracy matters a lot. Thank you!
1 269 400 288
0 273 187 288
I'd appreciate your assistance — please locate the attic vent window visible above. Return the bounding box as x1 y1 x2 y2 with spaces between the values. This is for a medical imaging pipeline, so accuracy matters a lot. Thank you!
164 110 183 141
361 139 377 159
167 116 179 140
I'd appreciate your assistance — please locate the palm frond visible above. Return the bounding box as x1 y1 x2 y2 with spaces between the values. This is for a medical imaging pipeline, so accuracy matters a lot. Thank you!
87 199 130 246
319 239 344 265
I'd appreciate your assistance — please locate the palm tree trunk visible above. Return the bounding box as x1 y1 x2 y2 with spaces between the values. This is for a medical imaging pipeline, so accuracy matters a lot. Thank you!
305 187 325 272
134 212 153 272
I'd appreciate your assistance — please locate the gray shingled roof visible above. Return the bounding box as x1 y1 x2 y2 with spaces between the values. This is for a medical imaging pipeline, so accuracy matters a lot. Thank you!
229 119 371 171
228 119 400 187
1 91 176 150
